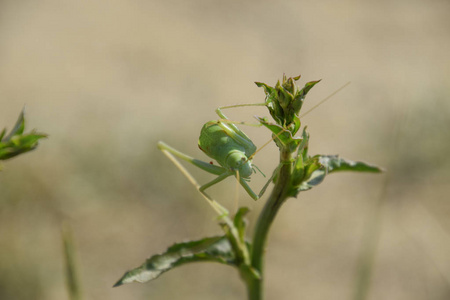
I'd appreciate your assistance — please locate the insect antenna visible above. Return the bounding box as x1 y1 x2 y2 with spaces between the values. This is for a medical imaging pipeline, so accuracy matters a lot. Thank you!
299 81 351 118
248 129 286 161
252 164 266 177
219 102 267 111
243 82 350 178
217 119 262 127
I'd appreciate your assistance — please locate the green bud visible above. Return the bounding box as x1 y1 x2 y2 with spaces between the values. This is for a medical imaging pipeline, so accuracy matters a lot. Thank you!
256 75 320 136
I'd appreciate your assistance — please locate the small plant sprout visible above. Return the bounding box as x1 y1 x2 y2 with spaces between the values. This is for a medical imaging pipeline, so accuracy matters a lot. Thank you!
114 75 382 300
0 108 47 168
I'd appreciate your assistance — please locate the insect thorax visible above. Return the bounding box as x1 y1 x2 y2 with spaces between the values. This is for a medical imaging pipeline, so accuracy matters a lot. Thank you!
225 151 253 178
198 122 253 177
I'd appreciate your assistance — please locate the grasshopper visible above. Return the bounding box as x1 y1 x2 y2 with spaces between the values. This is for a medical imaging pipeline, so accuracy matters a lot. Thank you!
157 104 275 201
157 82 350 202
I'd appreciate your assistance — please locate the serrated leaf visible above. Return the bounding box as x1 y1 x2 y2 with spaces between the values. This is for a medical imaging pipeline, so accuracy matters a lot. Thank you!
114 236 236 287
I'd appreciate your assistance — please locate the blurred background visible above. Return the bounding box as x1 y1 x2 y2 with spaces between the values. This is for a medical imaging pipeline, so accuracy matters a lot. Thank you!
0 0 449 299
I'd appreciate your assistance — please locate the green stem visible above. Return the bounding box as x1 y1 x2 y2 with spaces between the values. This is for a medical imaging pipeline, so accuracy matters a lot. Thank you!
246 148 293 300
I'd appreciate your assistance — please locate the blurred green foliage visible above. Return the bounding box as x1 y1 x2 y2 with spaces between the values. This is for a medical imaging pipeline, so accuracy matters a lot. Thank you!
0 109 47 165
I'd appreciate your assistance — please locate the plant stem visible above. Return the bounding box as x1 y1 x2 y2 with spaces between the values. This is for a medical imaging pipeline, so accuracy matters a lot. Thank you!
247 148 293 300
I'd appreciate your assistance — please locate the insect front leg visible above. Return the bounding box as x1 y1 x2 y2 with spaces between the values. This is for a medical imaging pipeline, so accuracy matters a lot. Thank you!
199 171 234 194
238 162 283 201
238 178 260 201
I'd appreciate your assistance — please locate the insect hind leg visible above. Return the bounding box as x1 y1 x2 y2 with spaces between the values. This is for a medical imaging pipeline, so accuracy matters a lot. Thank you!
158 141 230 217
158 141 225 175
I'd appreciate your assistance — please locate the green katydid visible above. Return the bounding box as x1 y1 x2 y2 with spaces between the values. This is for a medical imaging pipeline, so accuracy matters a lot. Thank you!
157 104 277 201
157 82 350 202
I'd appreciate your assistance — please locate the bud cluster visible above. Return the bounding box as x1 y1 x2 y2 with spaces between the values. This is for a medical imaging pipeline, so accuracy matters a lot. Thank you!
255 75 320 136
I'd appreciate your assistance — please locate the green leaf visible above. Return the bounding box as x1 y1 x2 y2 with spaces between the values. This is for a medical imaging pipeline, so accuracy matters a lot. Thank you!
0 109 47 161
299 80 321 97
297 170 326 191
313 155 384 173
291 128 310 189
294 155 383 194
292 79 321 116
292 154 305 187
296 160 326 192
114 236 236 287
233 207 250 245
256 76 320 135
0 128 6 142
254 81 273 95
255 117 302 152
255 81 284 125
2 109 26 142
0 132 48 160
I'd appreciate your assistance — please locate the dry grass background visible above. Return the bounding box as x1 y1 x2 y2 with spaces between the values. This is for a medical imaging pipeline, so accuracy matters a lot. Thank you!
0 0 449 299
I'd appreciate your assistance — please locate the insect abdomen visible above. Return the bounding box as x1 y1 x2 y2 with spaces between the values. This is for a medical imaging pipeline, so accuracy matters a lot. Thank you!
198 121 247 167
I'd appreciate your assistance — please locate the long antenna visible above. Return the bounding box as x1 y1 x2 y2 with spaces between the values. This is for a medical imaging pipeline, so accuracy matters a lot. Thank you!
299 81 351 118
242 82 351 162
248 129 286 161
